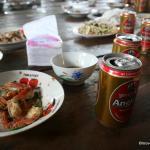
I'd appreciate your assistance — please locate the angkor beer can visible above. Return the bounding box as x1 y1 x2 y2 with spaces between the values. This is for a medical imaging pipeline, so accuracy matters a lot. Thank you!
141 18 150 54
119 11 136 34
148 1 150 13
124 0 132 4
124 0 135 5
112 33 142 58
134 0 148 13
96 53 142 127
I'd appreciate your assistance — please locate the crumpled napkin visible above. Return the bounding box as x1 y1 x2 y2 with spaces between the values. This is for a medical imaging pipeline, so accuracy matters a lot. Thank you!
95 8 143 34
96 8 126 25
23 15 59 40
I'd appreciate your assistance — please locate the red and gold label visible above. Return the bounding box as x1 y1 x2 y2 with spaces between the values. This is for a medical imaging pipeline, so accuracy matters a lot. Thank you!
123 49 140 58
120 13 135 34
141 25 150 41
141 20 150 53
122 17 135 33
109 80 139 123
137 0 147 12
112 35 141 58
141 40 150 53
100 63 141 77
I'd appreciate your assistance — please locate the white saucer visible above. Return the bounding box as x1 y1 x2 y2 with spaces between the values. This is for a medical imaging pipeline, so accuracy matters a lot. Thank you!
62 3 90 18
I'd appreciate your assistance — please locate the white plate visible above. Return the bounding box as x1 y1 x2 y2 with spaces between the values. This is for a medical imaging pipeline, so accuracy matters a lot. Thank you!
0 40 26 52
0 70 64 137
0 51 3 61
108 2 125 9
0 27 26 53
87 8 104 20
62 4 90 18
73 23 118 38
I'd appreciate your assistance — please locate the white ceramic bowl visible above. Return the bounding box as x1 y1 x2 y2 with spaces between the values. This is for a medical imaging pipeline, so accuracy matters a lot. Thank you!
51 52 98 85
0 51 3 60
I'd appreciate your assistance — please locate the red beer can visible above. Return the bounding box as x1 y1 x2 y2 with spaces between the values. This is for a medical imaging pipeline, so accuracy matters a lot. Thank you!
124 0 135 5
141 18 150 54
96 53 142 127
119 11 136 34
112 33 142 58
134 0 148 13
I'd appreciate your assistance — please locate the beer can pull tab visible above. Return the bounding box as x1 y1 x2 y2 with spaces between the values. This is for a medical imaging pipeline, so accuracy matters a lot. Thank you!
115 58 136 67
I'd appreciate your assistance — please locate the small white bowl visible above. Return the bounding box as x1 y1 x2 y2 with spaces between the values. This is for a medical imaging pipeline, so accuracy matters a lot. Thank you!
0 51 3 60
51 52 98 85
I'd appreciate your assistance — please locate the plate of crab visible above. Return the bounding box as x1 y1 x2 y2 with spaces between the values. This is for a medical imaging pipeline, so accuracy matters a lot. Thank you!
0 27 26 53
0 70 64 137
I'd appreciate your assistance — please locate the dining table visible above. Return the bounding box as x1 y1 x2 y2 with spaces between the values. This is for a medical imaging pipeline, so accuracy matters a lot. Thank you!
0 0 150 150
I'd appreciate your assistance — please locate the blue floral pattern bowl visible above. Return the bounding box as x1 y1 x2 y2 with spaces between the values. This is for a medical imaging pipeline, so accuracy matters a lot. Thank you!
51 52 98 85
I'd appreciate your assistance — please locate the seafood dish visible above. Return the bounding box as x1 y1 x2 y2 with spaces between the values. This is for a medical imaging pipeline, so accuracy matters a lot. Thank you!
0 70 64 137
0 80 45 129
0 30 26 44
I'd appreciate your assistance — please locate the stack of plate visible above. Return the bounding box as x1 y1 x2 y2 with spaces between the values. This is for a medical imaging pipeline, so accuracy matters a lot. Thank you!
62 2 91 18
6 0 34 10
0 1 4 13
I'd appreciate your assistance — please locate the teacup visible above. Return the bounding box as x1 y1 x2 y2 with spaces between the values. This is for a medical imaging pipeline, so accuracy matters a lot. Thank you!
51 52 98 85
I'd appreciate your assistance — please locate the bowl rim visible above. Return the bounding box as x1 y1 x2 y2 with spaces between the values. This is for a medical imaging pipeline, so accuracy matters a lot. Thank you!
51 52 98 69
0 51 3 60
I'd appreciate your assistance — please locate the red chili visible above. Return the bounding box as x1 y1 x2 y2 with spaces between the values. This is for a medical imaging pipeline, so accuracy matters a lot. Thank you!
29 79 38 88
19 78 29 84
43 104 53 116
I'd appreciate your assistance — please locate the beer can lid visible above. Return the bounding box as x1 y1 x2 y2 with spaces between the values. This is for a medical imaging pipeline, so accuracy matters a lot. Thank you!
101 53 142 71
142 18 150 24
116 33 142 42
120 10 136 17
